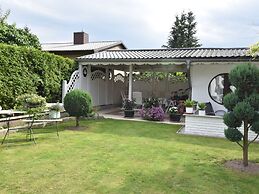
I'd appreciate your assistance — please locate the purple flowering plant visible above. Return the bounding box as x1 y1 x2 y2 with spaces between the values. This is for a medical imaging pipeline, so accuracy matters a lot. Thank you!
140 98 165 121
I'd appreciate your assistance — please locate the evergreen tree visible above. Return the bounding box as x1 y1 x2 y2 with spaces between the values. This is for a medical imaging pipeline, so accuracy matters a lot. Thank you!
165 11 201 48
223 64 259 167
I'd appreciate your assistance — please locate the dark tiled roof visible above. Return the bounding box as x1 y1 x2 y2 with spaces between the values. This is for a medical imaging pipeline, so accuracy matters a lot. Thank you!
42 41 126 52
77 48 253 62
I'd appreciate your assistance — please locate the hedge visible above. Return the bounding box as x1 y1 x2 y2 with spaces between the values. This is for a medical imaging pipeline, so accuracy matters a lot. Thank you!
0 43 76 109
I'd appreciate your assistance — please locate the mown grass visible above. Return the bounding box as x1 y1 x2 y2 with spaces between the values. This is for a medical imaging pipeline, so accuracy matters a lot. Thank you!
0 119 259 194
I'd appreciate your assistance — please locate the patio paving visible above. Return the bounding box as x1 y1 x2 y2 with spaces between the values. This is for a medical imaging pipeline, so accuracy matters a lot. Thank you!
98 107 185 125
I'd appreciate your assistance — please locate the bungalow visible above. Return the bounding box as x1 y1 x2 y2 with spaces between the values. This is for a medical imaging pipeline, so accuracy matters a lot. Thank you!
62 47 259 139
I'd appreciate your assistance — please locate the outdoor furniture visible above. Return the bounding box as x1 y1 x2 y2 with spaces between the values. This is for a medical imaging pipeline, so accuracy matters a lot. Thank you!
205 102 226 116
133 92 143 108
121 91 127 104
1 110 26 145
23 119 63 143
1 117 62 145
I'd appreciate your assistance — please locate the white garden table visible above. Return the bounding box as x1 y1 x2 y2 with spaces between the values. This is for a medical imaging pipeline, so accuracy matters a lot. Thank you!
23 119 63 142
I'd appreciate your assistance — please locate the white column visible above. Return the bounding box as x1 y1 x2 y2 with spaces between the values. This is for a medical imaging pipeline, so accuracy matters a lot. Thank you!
86 65 91 92
62 80 67 103
78 64 83 90
128 64 133 100
111 69 114 104
105 67 109 105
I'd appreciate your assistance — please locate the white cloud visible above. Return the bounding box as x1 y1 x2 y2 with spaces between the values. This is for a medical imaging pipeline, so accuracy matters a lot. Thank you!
0 0 258 48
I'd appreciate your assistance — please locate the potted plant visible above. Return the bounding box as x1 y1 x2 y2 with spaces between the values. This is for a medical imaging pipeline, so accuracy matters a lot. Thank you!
168 107 181 122
198 102 206 116
184 99 195 114
123 99 135 118
49 102 62 119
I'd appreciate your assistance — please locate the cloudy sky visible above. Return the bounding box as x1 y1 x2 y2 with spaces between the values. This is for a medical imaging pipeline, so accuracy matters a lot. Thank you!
0 0 258 48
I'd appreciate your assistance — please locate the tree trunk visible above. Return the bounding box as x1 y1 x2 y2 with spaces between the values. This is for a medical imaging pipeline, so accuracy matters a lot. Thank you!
76 117 79 127
243 121 249 167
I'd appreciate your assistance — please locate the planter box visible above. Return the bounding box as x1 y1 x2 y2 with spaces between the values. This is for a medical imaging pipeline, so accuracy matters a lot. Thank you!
49 111 61 119
124 110 134 118
186 107 193 114
199 110 206 116
170 114 181 122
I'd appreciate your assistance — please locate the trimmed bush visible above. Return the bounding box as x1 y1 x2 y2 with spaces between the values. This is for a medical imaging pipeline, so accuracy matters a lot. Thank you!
64 89 93 127
0 43 76 109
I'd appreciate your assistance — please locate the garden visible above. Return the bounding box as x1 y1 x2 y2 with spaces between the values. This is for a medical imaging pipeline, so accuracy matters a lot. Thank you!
1 119 259 193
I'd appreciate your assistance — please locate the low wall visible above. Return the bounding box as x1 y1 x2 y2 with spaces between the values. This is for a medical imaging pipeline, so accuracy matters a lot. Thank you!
184 114 258 141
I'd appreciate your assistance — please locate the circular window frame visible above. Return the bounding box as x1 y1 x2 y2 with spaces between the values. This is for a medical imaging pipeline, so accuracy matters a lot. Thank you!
208 73 229 105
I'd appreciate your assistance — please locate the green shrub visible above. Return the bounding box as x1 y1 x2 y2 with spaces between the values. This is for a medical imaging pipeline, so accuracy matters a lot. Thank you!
64 89 93 127
0 43 76 109
184 99 194 107
16 93 46 116
198 102 206 110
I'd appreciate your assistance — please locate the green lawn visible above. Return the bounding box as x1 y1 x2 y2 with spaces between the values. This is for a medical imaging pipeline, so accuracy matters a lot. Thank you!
1 119 259 194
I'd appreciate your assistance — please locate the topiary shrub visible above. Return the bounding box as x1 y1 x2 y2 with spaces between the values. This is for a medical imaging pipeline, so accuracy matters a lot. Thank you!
64 89 93 127
223 63 259 167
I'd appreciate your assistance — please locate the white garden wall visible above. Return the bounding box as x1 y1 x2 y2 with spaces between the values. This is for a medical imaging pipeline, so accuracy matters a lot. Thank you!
184 114 258 141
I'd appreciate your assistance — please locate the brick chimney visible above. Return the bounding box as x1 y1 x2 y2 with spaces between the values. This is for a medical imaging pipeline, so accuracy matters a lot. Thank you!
73 32 89 44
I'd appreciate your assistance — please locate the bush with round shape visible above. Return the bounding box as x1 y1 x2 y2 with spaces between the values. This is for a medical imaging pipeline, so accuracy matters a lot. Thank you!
223 112 242 128
223 93 239 111
224 128 243 142
64 89 93 127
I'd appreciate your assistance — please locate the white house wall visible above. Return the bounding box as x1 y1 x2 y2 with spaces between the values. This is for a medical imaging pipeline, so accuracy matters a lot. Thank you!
191 62 259 112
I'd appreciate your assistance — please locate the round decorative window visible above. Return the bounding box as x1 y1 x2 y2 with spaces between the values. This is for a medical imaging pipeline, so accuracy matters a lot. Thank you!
208 73 233 105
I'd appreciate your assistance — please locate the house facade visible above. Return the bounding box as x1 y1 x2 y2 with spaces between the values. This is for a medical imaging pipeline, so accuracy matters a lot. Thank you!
63 48 259 112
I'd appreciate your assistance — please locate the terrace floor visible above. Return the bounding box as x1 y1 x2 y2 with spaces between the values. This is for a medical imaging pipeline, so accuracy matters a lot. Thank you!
97 106 185 126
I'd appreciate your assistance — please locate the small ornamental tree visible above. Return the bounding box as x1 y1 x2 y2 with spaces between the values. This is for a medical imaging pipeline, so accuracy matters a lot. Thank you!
16 94 46 119
223 64 259 167
64 89 93 127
